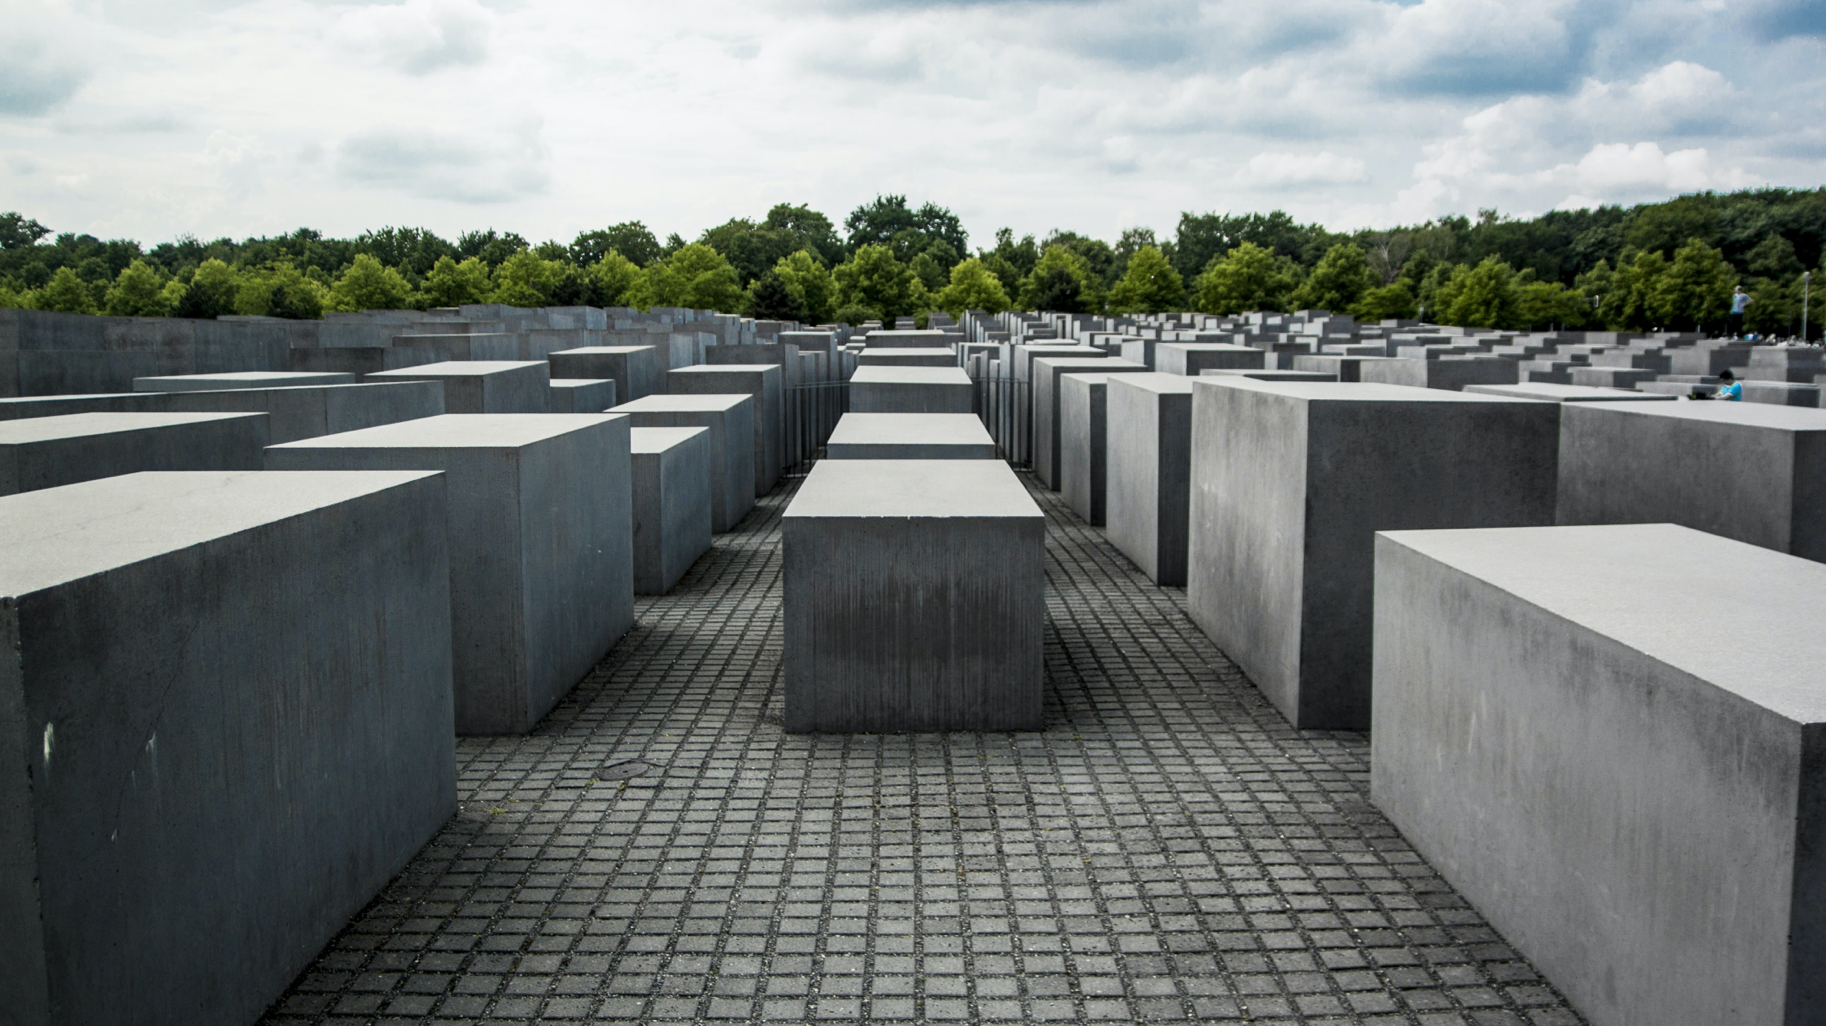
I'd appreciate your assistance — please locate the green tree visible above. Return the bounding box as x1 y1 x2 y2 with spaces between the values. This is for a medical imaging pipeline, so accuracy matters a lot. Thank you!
1289 243 1373 313
1018 245 1099 313
1192 242 1299 314
328 253 416 312
0 281 26 309
1598 250 1668 329
492 251 563 307
104 259 179 317
421 255 494 307
1512 279 1590 329
589 252 645 308
743 270 806 321
34 266 97 314
844 195 967 266
1650 237 1736 331
0 212 52 250
1745 231 1804 279
773 250 836 324
935 258 1012 317
908 251 947 293
571 222 663 268
1351 281 1417 322
978 227 1039 292
1107 246 1184 314
175 258 241 319
1438 256 1518 328
236 262 326 319
1745 276 1797 336
832 244 918 321
644 244 744 312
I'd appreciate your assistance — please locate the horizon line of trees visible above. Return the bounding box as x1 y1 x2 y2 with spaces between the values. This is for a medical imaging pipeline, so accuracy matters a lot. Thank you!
2 186 1822 337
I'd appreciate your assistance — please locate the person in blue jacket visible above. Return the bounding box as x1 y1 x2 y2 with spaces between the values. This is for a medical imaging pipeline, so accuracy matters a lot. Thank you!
1717 368 1742 401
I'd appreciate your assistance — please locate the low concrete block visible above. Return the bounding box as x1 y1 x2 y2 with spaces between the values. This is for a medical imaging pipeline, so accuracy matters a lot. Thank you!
0 392 168 420
266 414 634 734
849 366 974 413
864 329 952 349
0 470 455 1026
1200 369 1339 382
1360 357 1520 390
1105 374 1196 586
706 342 802 387
548 378 617 413
1372 523 1826 1026
132 371 357 392
547 346 664 402
857 348 957 368
1187 379 1559 729
164 381 445 442
0 412 268 495
289 345 443 377
629 427 713 594
1558 400 1826 560
825 413 995 459
609 394 755 533
783 459 1044 732
365 361 551 413
1155 343 1265 376
1743 380 1821 406
1033 357 1148 490
1464 382 1674 402
1059 372 1113 526
1293 354 1403 382
667 365 782 495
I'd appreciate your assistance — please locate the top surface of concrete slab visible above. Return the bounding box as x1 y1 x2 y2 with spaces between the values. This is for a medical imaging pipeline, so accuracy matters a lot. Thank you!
267 412 625 450
827 413 994 448
133 371 356 392
864 330 949 344
1194 378 1542 404
1464 382 1676 402
1563 397 1826 430
550 346 657 356
1160 342 1260 353
850 366 972 385
611 394 751 413
368 361 548 377
668 365 779 376
629 426 709 454
1112 373 1197 396
0 411 263 443
0 469 440 596
786 459 1041 519
858 347 956 357
1380 523 1826 724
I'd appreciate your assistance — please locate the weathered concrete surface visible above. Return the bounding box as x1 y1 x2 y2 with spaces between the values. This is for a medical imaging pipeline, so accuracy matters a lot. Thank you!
856 348 957 368
1200 369 1339 382
706 343 802 388
0 470 455 1026
0 393 168 420
1187 379 1558 729
666 365 782 496
1010 345 1103 384
133 371 356 392
1465 382 1674 402
1292 354 1401 382
0 411 268 495
547 346 664 402
825 413 995 459
1557 400 1826 561
162 381 444 443
547 378 618 413
609 394 755 533
1372 523 1826 1026
1059 372 1114 526
1105 374 1196 586
265 414 634 734
783 459 1044 733
1360 357 1520 390
1155 343 1264 376
289 344 444 378
1032 357 1148 490
863 329 953 349
366 361 551 413
849 366 974 414
629 427 713 594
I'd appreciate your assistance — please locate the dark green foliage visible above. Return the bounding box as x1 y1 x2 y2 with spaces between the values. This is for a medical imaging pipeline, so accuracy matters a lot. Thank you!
0 212 51 250
699 205 843 287
354 227 455 277
744 270 806 321
844 195 967 266
571 222 663 267
1027 263 1085 314
455 229 529 268
548 263 614 307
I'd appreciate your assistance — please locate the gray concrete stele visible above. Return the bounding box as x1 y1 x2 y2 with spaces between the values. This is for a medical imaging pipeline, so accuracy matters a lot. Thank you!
1058 372 1116 526
365 360 551 413
609 393 755 533
1372 523 1826 1026
782 459 1044 733
265 414 634 734
547 378 617 413
667 364 783 496
162 380 445 443
863 329 952 349
1186 378 1559 730
1464 382 1674 403
1154 342 1264 376
1359 357 1519 391
131 370 357 392
0 411 269 495
848 366 974 414
547 345 665 403
824 413 996 459
629 427 714 595
1104 374 1197 587
856 348 957 368
0 470 456 1026
1033 356 1148 490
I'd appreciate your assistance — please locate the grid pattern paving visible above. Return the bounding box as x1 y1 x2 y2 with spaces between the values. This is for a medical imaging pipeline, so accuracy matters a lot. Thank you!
263 472 1584 1025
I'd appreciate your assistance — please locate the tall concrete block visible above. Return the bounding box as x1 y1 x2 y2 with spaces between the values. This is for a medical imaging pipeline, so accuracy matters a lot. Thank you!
0 470 455 1026
1186 379 1559 729
1372 523 1826 1026
857 348 956 368
133 371 357 392
1154 342 1264 376
863 329 952 349
1105 374 1196 586
1059 372 1113 525
609 394 754 533
849 366 973 413
289 344 444 377
825 413 995 459
365 361 551 413
1557 401 1826 561
1360 357 1519 390
163 381 445 442
547 346 664 402
0 412 268 495
667 365 782 495
707 342 803 387
547 378 617 413
629 427 713 594
1032 356 1147 490
265 414 634 734
783 460 1044 733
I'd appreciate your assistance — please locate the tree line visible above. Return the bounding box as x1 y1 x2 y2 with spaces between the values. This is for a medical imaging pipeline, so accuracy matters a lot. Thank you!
2 187 1822 336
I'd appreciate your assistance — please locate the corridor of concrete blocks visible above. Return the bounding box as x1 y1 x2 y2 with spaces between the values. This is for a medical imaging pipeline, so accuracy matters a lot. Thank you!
261 474 1583 1026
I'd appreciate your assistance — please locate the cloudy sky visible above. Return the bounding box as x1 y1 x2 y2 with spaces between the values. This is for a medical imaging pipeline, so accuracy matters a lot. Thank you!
3 0 1824 250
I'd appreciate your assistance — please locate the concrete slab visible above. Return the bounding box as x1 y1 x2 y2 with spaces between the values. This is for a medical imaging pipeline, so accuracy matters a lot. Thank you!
1200 369 1339 382
1187 379 1559 729
782 459 1044 733
857 348 957 368
132 370 357 392
1360 357 1519 390
1744 380 1821 406
1155 343 1264 376
1059 372 1117 526
547 346 664 402
365 361 551 413
1292 354 1401 382
163 381 445 443
706 342 802 388
863 329 953 349
667 365 782 496
0 470 455 1026
1105 374 1197 586
629 427 713 594
1372 523 1826 1026
1557 400 1826 561
849 366 974 414
0 411 268 495
1464 382 1675 402
0 392 168 419
609 394 755 532
548 378 617 413
825 413 995 459
265 414 634 734
1033 357 1148 490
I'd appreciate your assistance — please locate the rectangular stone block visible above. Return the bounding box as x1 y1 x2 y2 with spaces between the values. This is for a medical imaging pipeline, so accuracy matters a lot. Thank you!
266 414 634 734
667 365 782 495
1059 372 1114 526
609 394 754 533
1105 374 1195 586
1010 344 1103 383
289 345 443 377
1293 354 1400 382
0 412 268 495
1200 368 1338 382
1464 382 1674 402
548 378 617 413
1557 401 1826 561
863 329 952 349
1187 379 1559 729
0 393 167 420
1033 356 1148 490
849 366 973 414
706 342 802 387
825 413 995 459
1744 380 1821 406
547 346 664 402
163 381 445 443
783 460 1044 732
857 348 957 368
0 470 455 1026
365 361 551 413
1371 523 1826 1026
1360 356 1519 390
132 371 357 392
1155 343 1264 376
629 427 713 594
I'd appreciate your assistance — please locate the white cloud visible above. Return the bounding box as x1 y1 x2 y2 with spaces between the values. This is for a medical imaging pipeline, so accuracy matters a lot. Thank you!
1 1 97 115
330 0 492 75
336 122 550 204
1234 151 1369 188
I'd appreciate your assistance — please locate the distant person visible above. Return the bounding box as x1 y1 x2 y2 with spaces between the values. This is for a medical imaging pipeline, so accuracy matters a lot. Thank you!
1717 368 1742 401
1729 286 1752 338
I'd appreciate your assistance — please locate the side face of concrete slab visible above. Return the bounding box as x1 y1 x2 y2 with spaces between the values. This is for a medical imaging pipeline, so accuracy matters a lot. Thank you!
163 381 444 443
1464 382 1674 402
0 411 269 495
1372 524 1826 1026
666 365 783 495
611 394 755 532
856 348 956 368
0 470 456 1026
1104 375 1195 586
548 378 618 413
628 427 713 594
848 366 974 414
1156 343 1264 376
0 393 168 420
863 329 952 349
547 346 664 402
1059 373 1110 525
825 413 996 459
1032 357 1146 489
782 460 1045 733
132 371 357 392
366 361 551 414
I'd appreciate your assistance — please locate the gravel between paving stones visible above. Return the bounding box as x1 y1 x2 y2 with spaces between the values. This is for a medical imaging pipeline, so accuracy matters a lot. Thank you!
262 470 1585 1026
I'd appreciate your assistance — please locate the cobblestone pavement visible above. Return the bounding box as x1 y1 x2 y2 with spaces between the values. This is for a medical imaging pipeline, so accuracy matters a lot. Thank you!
265 472 1584 1025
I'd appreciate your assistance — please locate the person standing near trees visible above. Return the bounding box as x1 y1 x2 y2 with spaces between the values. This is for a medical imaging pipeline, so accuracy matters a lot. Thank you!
1729 285 1753 338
